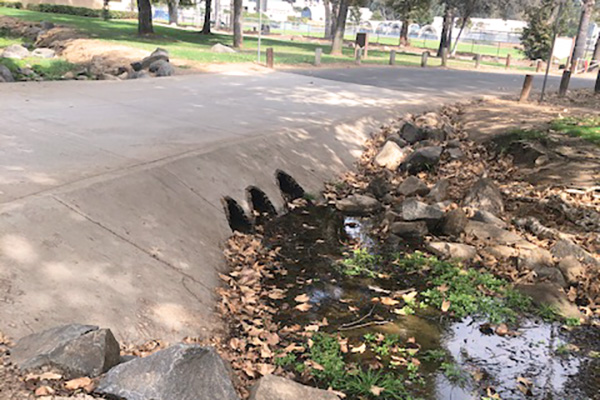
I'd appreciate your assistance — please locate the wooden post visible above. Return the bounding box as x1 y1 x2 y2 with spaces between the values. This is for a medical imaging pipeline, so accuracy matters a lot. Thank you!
314 48 322 67
519 74 534 102
389 50 396 66
505 53 511 69
536 59 543 73
595 69 600 93
421 51 429 67
266 48 274 68
558 69 571 97
355 47 362 65
441 48 448 67
474 54 481 69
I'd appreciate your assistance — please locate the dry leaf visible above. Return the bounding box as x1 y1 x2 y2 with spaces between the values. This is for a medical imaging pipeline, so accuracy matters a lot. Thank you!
35 386 55 396
380 297 400 306
294 294 310 303
295 303 312 312
350 343 367 353
370 385 385 396
441 300 451 312
257 363 276 376
402 291 418 302
495 324 508 336
65 377 92 391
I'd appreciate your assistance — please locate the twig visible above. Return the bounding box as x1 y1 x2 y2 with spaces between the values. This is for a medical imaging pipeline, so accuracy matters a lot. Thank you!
339 306 375 329
339 320 392 331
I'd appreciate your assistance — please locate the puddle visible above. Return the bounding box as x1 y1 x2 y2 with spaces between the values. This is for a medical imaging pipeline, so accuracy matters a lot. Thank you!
261 205 599 399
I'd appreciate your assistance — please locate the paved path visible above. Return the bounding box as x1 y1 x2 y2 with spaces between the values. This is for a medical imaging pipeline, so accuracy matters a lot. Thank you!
0 67 594 343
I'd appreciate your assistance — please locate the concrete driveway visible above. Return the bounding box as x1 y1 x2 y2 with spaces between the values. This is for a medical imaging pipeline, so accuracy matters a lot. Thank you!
0 67 594 343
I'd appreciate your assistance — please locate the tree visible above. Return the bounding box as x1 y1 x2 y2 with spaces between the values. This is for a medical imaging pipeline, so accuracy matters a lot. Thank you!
570 0 596 71
138 0 154 35
387 0 431 46
324 0 333 38
233 0 243 47
330 0 350 55
201 0 212 34
437 2 453 57
520 0 568 61
593 35 600 61
167 0 179 25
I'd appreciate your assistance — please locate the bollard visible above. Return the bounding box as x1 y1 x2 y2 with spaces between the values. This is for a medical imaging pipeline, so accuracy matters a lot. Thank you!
314 48 322 67
595 69 600 93
355 47 362 65
389 50 396 66
505 53 511 69
519 75 534 102
474 54 481 69
421 51 429 67
536 59 543 73
441 48 448 67
266 47 274 68
558 70 571 97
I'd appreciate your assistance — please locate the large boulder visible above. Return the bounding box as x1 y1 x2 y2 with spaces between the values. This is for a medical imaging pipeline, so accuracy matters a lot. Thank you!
427 179 449 202
471 209 507 228
390 221 428 238
211 43 237 53
367 176 390 199
1 44 29 59
557 256 586 285
402 146 443 174
402 198 444 221
149 59 175 77
249 375 339 400
400 122 426 144
139 47 169 70
31 48 55 59
336 194 381 215
397 176 429 197
128 70 150 79
426 242 477 261
551 239 600 267
463 178 504 214
464 221 522 245
516 283 581 319
96 344 239 400
11 324 120 379
439 208 468 237
0 65 15 82
374 141 411 170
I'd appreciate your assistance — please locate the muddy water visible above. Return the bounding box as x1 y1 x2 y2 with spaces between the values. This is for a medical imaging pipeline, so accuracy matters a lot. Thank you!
261 205 600 400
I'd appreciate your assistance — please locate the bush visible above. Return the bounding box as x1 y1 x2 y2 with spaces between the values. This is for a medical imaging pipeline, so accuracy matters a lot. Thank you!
0 1 23 9
24 3 136 19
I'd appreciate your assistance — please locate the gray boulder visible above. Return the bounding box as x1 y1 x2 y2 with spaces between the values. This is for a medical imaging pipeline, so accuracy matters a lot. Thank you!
427 179 449 202
463 178 504 214
211 43 237 53
11 324 120 379
96 344 239 400
390 221 428 238
250 375 339 400
516 282 581 319
440 208 468 236
336 194 381 215
367 176 390 199
140 47 169 70
464 221 522 245
402 198 444 221
551 239 600 267
403 146 443 174
446 147 464 160
472 209 507 228
128 70 150 79
374 141 410 170
397 176 429 197
31 48 55 58
40 21 55 31
149 59 175 77
426 242 477 261
400 122 426 144
557 256 585 285
2 44 29 59
0 65 15 82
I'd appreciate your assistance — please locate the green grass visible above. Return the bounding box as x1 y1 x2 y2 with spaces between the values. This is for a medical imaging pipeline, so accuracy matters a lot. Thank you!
0 6 533 71
0 56 77 79
551 116 600 145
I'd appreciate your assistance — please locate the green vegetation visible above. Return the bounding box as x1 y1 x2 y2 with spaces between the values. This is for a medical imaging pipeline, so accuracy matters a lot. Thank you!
551 116 600 145
340 249 380 278
0 56 77 79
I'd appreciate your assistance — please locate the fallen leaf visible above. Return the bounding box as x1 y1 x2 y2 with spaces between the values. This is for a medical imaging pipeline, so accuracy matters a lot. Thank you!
380 297 400 306
295 303 312 312
370 385 385 396
35 386 54 396
257 363 276 376
65 377 92 391
351 343 367 353
441 300 451 312
295 294 310 303
402 291 418 302
495 324 508 336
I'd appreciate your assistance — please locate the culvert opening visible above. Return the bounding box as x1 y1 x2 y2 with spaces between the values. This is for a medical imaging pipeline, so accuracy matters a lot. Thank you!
223 197 253 233
247 186 277 218
276 170 305 202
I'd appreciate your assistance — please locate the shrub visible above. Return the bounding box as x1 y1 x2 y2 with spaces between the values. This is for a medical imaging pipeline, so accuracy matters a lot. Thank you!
0 1 23 9
24 3 136 19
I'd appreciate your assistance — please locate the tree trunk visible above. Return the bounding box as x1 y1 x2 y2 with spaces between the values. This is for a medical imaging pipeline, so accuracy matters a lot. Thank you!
331 0 339 40
214 0 220 29
102 0 109 21
570 0 595 72
330 0 349 55
168 0 178 25
137 0 153 35
593 35 600 62
437 6 451 57
324 0 332 39
201 0 212 34
233 0 243 48
451 17 468 56
399 18 409 46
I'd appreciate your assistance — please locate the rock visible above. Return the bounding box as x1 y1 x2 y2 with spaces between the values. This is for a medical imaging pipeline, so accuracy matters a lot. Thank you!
426 242 477 261
557 256 586 285
516 282 581 319
390 221 428 238
31 48 55 58
139 47 169 70
415 112 440 128
130 61 143 71
211 43 237 53
402 198 444 221
2 44 29 59
446 147 464 160
97 73 119 81
11 324 120 379
551 239 600 267
96 344 239 400
40 21 55 31
427 179 449 202
463 178 504 214
424 127 446 142
249 375 338 400
447 139 461 148
397 176 429 197
440 208 468 236
517 246 554 272
386 134 408 148
472 210 507 228
374 141 410 170
402 146 443 174
464 221 522 245
400 122 426 144
0 64 15 82
534 266 567 288
128 70 150 79
481 245 518 259
366 176 390 199
62 71 75 80
335 194 381 215
151 60 175 77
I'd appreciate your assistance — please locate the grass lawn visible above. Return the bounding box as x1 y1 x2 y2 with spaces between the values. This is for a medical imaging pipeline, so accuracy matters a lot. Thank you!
551 116 600 145
0 7 532 71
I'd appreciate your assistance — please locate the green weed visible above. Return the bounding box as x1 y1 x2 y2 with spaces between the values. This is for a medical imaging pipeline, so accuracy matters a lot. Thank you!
551 116 600 145
340 248 380 278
